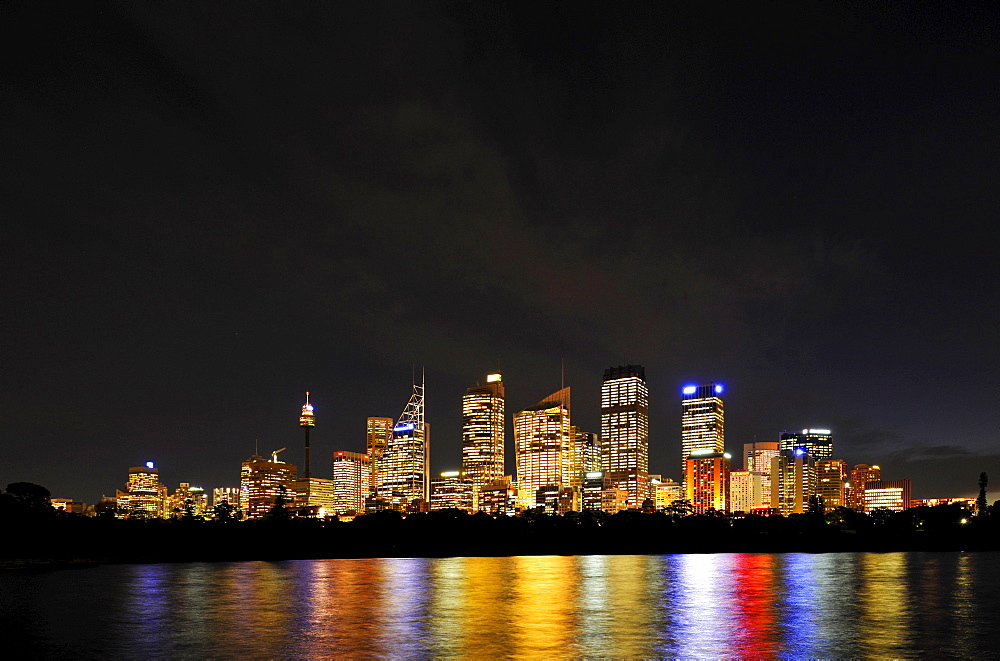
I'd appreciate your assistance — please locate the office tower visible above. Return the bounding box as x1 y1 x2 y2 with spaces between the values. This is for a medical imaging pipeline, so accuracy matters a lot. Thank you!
212 487 240 508
430 471 474 511
299 391 316 480
332 451 372 515
771 448 817 515
378 377 429 512
685 452 731 514
290 477 335 516
779 429 833 460
240 449 298 519
601 365 649 507
116 462 163 518
849 464 882 511
730 469 765 513
514 387 571 509
165 482 208 517
816 459 847 511
477 477 517 515
743 441 780 506
366 417 394 499
864 479 912 512
574 427 601 474
461 374 505 495
582 470 605 511
650 476 684 510
681 383 725 475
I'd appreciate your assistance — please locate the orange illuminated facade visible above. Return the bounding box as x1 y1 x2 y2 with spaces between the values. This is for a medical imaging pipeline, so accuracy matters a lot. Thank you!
681 384 724 478
514 387 572 509
684 451 730 514
332 451 372 515
461 374 505 498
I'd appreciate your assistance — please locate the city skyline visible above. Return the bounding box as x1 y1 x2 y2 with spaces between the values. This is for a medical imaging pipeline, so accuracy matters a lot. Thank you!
2 3 997 504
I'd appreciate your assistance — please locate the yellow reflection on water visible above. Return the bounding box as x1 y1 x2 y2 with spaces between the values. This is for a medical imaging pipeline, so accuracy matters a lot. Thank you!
857 553 913 657
509 556 581 658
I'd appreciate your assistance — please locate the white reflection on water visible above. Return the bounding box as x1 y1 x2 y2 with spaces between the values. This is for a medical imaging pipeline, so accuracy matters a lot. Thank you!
5 551 1000 658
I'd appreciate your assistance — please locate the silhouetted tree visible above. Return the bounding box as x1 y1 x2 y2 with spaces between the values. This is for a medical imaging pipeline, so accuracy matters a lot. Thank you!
213 499 236 521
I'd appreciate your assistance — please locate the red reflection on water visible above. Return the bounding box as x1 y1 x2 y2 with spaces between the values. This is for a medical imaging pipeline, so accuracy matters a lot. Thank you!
731 553 781 659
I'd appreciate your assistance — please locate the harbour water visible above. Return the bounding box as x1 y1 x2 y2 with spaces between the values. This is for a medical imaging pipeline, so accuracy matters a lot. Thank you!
3 552 997 658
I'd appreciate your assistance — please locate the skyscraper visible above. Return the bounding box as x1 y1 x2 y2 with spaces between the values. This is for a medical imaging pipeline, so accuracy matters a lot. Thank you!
461 373 505 493
377 376 429 512
332 451 372 515
681 383 725 475
514 387 571 509
744 441 780 507
771 448 817 515
849 464 882 511
600 365 649 507
684 451 731 514
429 471 474 511
816 459 847 511
240 450 298 519
116 462 163 518
779 429 833 460
366 417 394 500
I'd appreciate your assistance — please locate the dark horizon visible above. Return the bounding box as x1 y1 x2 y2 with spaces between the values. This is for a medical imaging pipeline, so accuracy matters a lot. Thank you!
2 2 998 503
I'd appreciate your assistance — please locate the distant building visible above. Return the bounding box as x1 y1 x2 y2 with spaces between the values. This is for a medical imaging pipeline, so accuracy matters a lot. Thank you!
378 378 429 512
601 488 629 514
116 463 163 519
771 448 816 515
650 476 683 510
779 429 833 461
574 427 601 480
51 498 87 514
461 374 505 500
582 471 605 511
744 441 779 506
212 487 240 509
366 417 394 500
681 383 725 478
165 482 208 517
240 452 298 519
816 459 848 511
477 477 517 515
685 451 731 514
865 479 912 513
430 471 474 511
730 469 764 514
515 387 572 510
600 365 649 508
332 451 372 515
290 477 336 517
849 464 882 511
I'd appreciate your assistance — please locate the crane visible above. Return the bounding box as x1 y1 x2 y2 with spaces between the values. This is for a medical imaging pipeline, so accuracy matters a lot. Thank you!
271 447 286 463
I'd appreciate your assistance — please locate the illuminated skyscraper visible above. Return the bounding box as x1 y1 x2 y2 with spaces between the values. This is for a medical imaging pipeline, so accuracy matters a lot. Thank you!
429 471 474 511
514 387 571 508
771 448 817 515
116 462 163 518
684 451 731 514
849 464 882 511
816 459 847 511
165 482 208 517
378 376 429 512
574 427 601 475
240 449 298 519
461 374 505 492
730 469 764 513
779 429 833 460
600 365 649 507
332 451 372 515
743 441 780 507
366 417 394 499
681 383 725 475
299 391 316 480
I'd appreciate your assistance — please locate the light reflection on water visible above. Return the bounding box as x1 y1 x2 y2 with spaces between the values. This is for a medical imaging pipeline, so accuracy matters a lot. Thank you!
5 551 999 658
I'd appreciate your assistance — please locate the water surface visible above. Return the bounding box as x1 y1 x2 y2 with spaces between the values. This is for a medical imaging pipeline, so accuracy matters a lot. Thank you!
3 552 997 658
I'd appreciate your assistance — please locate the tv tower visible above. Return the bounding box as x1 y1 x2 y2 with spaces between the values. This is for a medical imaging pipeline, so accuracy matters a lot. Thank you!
299 391 316 480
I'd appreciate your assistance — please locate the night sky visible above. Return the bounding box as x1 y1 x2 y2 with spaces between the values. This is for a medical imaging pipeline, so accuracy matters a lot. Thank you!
3 2 998 503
